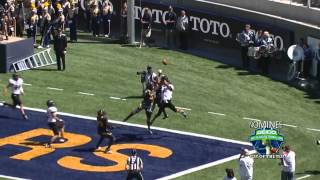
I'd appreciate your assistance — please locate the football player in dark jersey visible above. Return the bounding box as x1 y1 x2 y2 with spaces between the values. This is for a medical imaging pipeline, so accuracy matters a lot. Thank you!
95 109 114 154
123 83 155 134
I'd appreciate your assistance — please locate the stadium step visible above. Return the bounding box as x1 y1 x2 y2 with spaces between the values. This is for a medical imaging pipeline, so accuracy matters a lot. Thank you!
12 48 55 72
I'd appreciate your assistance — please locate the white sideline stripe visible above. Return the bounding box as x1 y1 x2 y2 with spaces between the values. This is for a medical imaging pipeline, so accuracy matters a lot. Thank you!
78 92 95 96
23 83 32 86
306 128 320 132
195 0 320 30
0 175 31 180
208 112 226 116
281 124 297 128
21 106 252 146
156 154 239 180
47 87 64 91
176 106 192 111
296 174 312 180
243 117 261 121
157 149 256 180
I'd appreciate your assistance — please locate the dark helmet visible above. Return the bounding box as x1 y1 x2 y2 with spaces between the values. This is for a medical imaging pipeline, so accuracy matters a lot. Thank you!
131 149 137 155
47 100 55 107
12 73 19 80
160 75 168 81
97 109 106 117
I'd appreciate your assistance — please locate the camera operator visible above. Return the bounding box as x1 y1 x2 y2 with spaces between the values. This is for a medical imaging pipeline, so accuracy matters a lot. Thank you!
137 66 156 96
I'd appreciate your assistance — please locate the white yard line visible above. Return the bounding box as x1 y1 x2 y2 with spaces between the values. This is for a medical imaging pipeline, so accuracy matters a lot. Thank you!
280 124 297 128
176 106 192 111
306 128 320 132
208 112 226 116
23 83 32 86
47 87 64 91
296 174 312 180
243 117 261 121
109 96 121 100
0 175 31 180
78 92 95 96
109 96 127 101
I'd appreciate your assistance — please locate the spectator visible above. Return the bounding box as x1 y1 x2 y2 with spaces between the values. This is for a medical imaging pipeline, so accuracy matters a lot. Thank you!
302 43 313 78
68 1 78 42
120 1 128 41
91 2 100 37
101 0 112 38
39 6 51 48
280 145 296 180
176 10 189 50
238 24 255 68
140 7 152 48
316 43 320 81
224 168 237 180
238 148 254 180
163 5 177 49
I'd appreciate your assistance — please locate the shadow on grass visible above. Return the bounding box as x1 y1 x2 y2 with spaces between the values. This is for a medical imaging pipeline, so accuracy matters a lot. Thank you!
122 95 143 99
296 170 320 175
31 68 59 72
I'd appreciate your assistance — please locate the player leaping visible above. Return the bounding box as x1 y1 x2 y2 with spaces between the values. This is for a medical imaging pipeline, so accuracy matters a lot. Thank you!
151 76 187 125
3 74 28 120
123 83 155 134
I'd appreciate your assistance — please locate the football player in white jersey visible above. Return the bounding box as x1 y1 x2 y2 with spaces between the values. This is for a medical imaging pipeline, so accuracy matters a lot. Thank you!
45 100 65 148
151 76 187 125
3 74 28 120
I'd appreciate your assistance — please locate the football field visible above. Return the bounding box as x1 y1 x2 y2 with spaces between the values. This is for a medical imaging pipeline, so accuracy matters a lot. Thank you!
0 33 319 179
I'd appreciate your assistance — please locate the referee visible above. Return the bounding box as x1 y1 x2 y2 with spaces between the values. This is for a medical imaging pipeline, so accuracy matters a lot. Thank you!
126 149 144 180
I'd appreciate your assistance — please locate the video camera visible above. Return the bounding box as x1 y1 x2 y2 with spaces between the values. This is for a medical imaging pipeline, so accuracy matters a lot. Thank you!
137 71 147 83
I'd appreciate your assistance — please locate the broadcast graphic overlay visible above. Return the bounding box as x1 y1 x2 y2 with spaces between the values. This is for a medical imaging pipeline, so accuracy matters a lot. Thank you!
249 121 285 159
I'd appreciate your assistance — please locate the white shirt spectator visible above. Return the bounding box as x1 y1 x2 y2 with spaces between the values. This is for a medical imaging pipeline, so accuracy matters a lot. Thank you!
239 155 254 180
9 78 24 95
177 15 188 31
162 84 174 103
282 150 296 172
47 106 58 123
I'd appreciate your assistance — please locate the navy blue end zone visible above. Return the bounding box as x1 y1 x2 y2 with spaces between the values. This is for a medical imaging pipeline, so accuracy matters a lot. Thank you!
0 106 252 180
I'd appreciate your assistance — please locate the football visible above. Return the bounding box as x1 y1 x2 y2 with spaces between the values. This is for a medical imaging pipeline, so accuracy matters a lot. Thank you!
162 58 169 65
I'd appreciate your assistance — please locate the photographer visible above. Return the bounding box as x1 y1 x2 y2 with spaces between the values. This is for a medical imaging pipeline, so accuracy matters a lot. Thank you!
137 66 156 96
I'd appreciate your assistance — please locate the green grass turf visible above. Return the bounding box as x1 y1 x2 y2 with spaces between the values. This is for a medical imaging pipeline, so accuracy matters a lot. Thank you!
0 32 319 179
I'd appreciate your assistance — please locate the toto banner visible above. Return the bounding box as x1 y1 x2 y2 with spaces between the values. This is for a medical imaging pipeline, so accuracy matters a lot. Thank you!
109 0 293 51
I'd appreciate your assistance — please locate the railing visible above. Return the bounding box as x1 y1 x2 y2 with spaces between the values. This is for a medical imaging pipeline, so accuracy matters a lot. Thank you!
270 0 320 9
